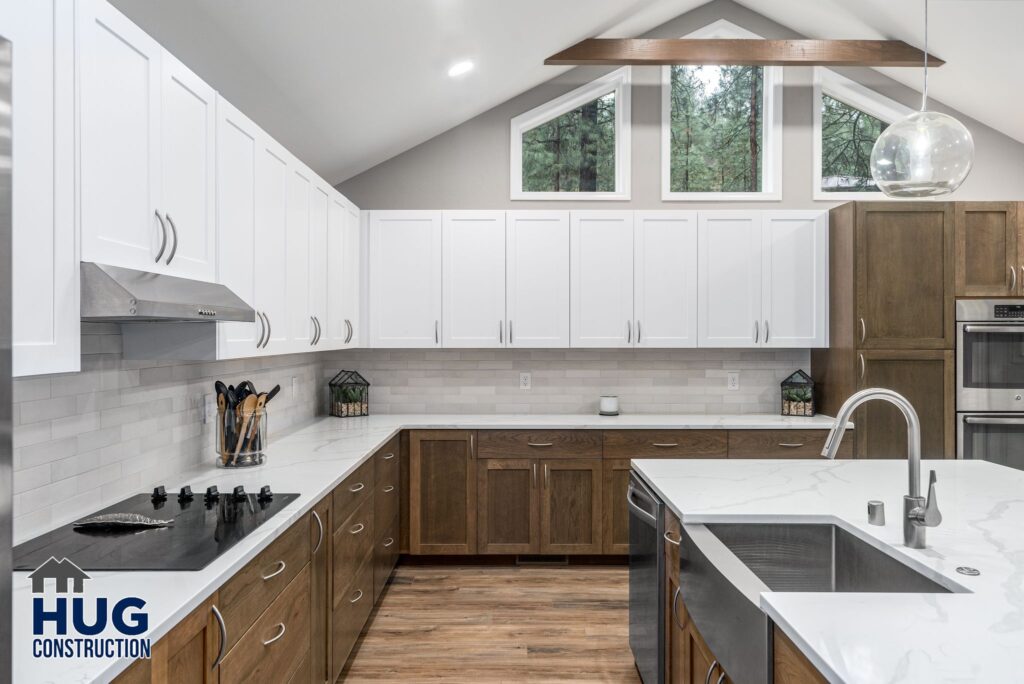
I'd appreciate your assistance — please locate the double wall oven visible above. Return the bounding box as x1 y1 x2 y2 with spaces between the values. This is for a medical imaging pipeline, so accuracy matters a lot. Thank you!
957 300 1024 469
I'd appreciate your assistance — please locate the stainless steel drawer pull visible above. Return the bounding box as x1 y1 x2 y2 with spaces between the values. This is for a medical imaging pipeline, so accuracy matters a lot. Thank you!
382 485 395 493
859 317 866 344
154 211 168 263
753 320 759 344
627 320 632 343
349 523 365 535
1011 266 1018 292
165 213 178 265
527 442 553 447
349 482 365 492
672 586 685 631
312 511 324 554
626 485 657 524
383 452 395 460
261 560 286 581
764 319 770 343
499 320 503 344
777 443 805 448
705 660 719 684
350 589 364 604
859 353 866 381
715 673 726 684
533 462 538 488
256 312 267 349
262 314 272 348
663 530 681 547
262 622 286 646
211 605 227 669
383 537 395 548
310 317 317 346
652 443 679 448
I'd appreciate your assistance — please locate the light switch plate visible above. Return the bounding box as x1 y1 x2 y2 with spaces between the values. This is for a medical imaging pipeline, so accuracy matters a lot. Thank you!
519 372 532 390
727 371 740 391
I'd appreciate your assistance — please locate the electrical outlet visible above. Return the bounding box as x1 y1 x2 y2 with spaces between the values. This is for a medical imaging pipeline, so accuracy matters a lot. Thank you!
291 376 299 397
726 371 740 391
519 372 532 390
203 394 216 425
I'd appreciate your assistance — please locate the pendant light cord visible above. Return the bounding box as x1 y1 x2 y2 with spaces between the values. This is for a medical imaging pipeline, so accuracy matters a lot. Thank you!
921 0 929 111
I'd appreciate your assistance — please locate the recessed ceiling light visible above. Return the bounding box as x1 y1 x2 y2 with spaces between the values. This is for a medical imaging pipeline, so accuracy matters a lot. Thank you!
447 60 474 78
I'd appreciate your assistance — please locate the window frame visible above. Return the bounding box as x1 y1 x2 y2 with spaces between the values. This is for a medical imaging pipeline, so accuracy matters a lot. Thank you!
660 20 783 202
812 67 914 200
510 66 631 201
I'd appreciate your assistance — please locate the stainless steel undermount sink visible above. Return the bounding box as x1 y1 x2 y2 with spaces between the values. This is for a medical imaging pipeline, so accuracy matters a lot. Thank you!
705 522 951 594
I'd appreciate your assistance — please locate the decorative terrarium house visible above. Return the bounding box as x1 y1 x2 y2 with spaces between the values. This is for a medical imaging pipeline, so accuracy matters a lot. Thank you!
781 370 815 417
329 370 370 417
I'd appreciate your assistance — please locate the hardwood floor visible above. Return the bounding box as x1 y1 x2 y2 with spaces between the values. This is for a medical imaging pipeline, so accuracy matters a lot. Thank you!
340 563 640 683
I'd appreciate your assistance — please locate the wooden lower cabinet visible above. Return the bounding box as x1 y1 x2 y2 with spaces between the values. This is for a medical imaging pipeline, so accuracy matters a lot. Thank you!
727 429 852 459
667 575 733 684
409 430 477 554
774 625 827 684
143 594 219 684
332 554 374 679
310 495 332 684
478 458 539 553
540 459 602 554
602 459 633 554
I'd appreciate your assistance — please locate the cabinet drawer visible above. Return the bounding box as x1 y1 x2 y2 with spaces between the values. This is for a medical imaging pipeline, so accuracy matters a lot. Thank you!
374 474 399 533
333 458 374 529
663 509 681 575
478 430 602 459
218 516 309 652
374 513 399 602
332 554 373 674
603 430 727 459
220 564 311 684
727 430 851 459
375 434 400 485
332 494 374 606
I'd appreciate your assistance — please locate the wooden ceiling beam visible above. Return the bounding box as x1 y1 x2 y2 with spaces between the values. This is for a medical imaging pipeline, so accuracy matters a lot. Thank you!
544 39 944 67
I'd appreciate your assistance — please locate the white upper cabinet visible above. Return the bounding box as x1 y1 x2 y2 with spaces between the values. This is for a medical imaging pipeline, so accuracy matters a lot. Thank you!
6 0 79 376
698 212 764 348
442 211 507 348
506 212 570 348
159 53 216 281
326 197 360 349
571 211 635 348
286 163 313 350
254 138 291 354
308 182 330 350
369 211 443 348
634 212 698 348
77 0 163 271
761 211 829 348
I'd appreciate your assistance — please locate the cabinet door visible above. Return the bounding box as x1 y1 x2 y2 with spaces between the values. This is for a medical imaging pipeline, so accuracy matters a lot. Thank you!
634 211 698 348
146 594 219 684
698 212 763 348
409 430 476 554
308 183 330 350
254 139 290 352
955 202 1018 297
666 574 684 684
215 97 262 359
369 211 442 347
342 203 362 347
6 0 79 376
286 164 313 351
477 459 538 554
855 203 954 349
571 211 634 348
506 211 570 348
601 459 632 554
78 0 163 270
762 212 828 348
160 54 216 281
856 350 954 459
539 459 602 554
326 196 360 349
442 211 506 348
310 497 331 684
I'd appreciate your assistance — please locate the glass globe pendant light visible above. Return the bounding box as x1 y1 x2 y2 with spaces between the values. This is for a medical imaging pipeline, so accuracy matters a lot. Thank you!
870 0 974 197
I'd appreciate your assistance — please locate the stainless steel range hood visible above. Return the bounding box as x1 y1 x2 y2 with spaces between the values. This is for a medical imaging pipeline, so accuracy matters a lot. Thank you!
81 262 255 323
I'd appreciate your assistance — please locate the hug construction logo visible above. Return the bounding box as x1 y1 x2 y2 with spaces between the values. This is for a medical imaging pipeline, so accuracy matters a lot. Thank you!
29 557 152 660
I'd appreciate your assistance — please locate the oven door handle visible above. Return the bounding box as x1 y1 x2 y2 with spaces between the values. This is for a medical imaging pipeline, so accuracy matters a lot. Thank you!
963 325 1024 334
963 416 1024 425
626 483 658 524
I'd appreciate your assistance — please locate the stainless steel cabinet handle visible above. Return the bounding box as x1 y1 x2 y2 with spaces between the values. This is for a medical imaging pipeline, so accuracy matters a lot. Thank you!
764 319 770 343
349 589 364 604
859 353 866 381
383 537 395 548
543 463 549 489
1011 266 1018 293
165 213 178 265
262 622 286 646
652 443 679 448
349 482 365 492
154 211 168 263
312 510 324 554
715 673 726 684
753 320 759 344
349 523 365 535
859 318 866 344
256 312 267 349
211 605 227 669
261 560 286 581
434 320 439 345
778 443 805 448
533 462 538 488
499 320 503 344
345 319 353 344
626 320 632 343
1020 264 1023 294
663 530 681 547
383 452 395 460
527 442 553 447
637 320 641 344
316 317 322 344
382 485 395 493
705 660 719 684
672 586 685 631
263 314 272 348
310 317 317 346
508 320 513 345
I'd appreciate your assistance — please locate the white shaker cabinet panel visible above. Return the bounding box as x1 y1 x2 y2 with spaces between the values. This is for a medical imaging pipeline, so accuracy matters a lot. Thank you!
571 211 634 348
286 164 313 351
761 211 829 348
326 197 360 349
506 212 570 348
253 140 291 353
160 54 216 281
698 212 763 348
369 211 442 348
308 183 330 350
215 97 262 358
634 212 698 348
7 0 79 376
442 211 507 348
77 0 163 271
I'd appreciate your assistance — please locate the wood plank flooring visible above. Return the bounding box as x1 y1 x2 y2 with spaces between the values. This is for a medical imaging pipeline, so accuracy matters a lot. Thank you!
340 563 640 683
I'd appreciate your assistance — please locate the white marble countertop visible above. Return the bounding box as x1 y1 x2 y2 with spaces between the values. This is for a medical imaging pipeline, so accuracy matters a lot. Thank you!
14 412 839 684
633 457 1024 684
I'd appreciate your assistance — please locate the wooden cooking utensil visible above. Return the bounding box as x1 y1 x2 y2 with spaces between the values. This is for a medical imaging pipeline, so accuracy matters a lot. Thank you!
232 394 259 465
244 393 268 453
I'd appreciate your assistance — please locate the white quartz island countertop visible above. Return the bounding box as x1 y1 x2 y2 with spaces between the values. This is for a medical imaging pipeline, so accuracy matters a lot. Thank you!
633 457 1024 684
13 412 838 684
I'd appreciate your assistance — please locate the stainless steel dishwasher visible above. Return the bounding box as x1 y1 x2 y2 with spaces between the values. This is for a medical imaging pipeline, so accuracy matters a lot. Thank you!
627 472 664 684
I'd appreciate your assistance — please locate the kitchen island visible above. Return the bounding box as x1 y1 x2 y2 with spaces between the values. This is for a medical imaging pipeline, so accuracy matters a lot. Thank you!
633 457 1023 683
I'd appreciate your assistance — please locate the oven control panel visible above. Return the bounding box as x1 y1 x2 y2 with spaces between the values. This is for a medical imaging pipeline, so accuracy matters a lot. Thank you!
993 304 1024 319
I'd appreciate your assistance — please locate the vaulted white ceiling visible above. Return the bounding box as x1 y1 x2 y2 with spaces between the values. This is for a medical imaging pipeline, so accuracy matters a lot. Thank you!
110 0 1024 185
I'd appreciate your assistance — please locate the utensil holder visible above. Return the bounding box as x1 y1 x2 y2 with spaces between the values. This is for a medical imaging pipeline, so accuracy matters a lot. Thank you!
217 406 267 468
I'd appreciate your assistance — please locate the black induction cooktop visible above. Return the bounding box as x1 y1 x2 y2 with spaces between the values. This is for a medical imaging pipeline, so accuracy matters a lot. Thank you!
13 485 299 571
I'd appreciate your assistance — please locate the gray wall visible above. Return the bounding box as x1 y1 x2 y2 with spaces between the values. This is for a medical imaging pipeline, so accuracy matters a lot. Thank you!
338 0 1024 209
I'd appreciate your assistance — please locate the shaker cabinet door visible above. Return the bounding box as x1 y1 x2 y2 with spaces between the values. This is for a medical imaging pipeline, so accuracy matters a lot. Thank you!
762 211 829 348
442 211 507 348
307 183 330 350
634 212 698 348
539 459 602 554
408 430 477 554
570 211 635 348
506 211 571 348
954 202 1019 297
698 212 763 347
253 139 291 353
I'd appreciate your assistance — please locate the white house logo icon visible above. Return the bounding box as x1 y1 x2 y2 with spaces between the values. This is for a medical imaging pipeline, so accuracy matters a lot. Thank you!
28 557 91 594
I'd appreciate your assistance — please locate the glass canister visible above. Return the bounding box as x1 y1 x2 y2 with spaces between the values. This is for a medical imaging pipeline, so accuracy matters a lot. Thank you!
217 405 267 467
